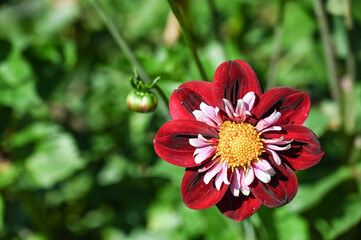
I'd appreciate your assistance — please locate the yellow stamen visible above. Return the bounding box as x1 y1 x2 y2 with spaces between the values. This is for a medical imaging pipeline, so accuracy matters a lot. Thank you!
214 121 264 170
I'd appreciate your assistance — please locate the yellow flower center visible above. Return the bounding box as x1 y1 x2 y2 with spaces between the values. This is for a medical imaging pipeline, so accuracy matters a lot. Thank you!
214 121 264 170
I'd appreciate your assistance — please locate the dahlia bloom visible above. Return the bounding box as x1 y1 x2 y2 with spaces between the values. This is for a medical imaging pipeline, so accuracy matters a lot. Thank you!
153 60 323 221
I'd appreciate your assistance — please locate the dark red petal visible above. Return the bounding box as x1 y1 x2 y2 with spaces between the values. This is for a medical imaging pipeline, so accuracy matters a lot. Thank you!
154 119 218 167
181 168 228 209
252 87 310 125
250 162 298 208
213 60 263 111
169 81 214 120
216 190 262 222
263 125 323 171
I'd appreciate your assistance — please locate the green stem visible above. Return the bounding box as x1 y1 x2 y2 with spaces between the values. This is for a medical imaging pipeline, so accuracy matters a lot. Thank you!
344 0 356 134
90 0 169 109
154 85 170 110
312 0 341 105
348 136 361 192
266 0 285 90
90 0 151 83
167 0 209 82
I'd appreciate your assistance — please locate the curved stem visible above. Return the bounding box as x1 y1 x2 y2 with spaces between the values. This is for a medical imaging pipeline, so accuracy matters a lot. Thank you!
90 0 151 83
90 0 170 114
154 85 169 108
343 0 356 134
266 0 285 90
312 0 341 105
167 0 209 82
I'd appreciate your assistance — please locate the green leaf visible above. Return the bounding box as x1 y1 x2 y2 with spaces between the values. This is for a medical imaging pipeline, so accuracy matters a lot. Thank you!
97 155 132 186
0 162 19 189
274 208 310 240
24 131 85 188
0 194 4 230
304 107 330 137
316 194 361 239
0 52 33 86
326 0 347 16
286 166 352 213
11 123 85 189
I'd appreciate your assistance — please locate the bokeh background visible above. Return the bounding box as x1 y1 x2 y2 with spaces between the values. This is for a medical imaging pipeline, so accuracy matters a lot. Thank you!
0 0 361 239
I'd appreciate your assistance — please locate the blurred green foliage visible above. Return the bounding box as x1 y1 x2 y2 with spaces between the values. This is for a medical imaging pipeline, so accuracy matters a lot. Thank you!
0 0 361 239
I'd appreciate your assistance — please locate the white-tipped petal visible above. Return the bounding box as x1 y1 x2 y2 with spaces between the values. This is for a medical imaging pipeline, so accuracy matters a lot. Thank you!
198 159 218 172
266 144 292 151
254 168 272 183
231 187 240 197
253 159 274 173
194 146 216 164
241 187 250 196
260 126 282 133
242 91 256 111
204 163 222 184
235 99 245 117
223 98 238 120
267 149 282 165
221 162 230 185
215 169 225 190
256 110 281 131
244 166 255 185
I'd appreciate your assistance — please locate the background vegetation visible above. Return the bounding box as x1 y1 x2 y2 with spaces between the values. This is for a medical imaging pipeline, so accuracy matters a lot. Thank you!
0 0 361 239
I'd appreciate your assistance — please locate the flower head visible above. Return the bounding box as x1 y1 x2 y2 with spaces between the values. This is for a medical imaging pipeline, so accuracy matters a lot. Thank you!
153 60 323 221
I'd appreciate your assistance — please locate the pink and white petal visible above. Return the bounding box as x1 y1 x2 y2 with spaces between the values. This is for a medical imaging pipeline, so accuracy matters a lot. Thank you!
230 169 241 197
266 148 282 165
235 99 245 117
223 98 238 120
260 126 282 133
154 119 218 167
253 167 272 183
217 191 262 222
256 110 281 131
241 186 250 196
263 137 292 145
266 144 292 151
222 162 231 185
263 125 323 171
213 60 263 113
194 146 217 164
193 110 217 128
250 162 298 208
253 159 275 174
252 87 310 126
204 162 223 184
198 159 218 172
181 168 228 210
200 102 219 122
242 91 256 111
170 81 214 120
189 134 217 148
243 166 254 185
214 162 230 190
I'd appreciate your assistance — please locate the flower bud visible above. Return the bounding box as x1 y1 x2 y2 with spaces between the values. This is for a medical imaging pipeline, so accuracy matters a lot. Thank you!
126 90 158 113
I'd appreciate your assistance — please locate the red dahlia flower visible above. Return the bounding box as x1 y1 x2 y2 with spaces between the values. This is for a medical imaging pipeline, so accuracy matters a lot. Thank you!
153 60 324 221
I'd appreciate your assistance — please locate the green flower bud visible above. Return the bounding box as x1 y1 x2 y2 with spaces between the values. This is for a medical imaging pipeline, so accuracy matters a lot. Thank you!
126 90 158 113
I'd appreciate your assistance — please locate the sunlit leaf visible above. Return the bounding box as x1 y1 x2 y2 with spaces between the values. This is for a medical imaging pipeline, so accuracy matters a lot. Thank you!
316 194 361 239
286 166 352 213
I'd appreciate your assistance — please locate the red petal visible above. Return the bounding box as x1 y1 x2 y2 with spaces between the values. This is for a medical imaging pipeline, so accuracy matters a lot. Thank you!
181 168 228 209
170 81 214 120
250 162 298 208
263 125 323 171
252 87 310 125
213 60 263 111
154 119 218 167
216 190 262 222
